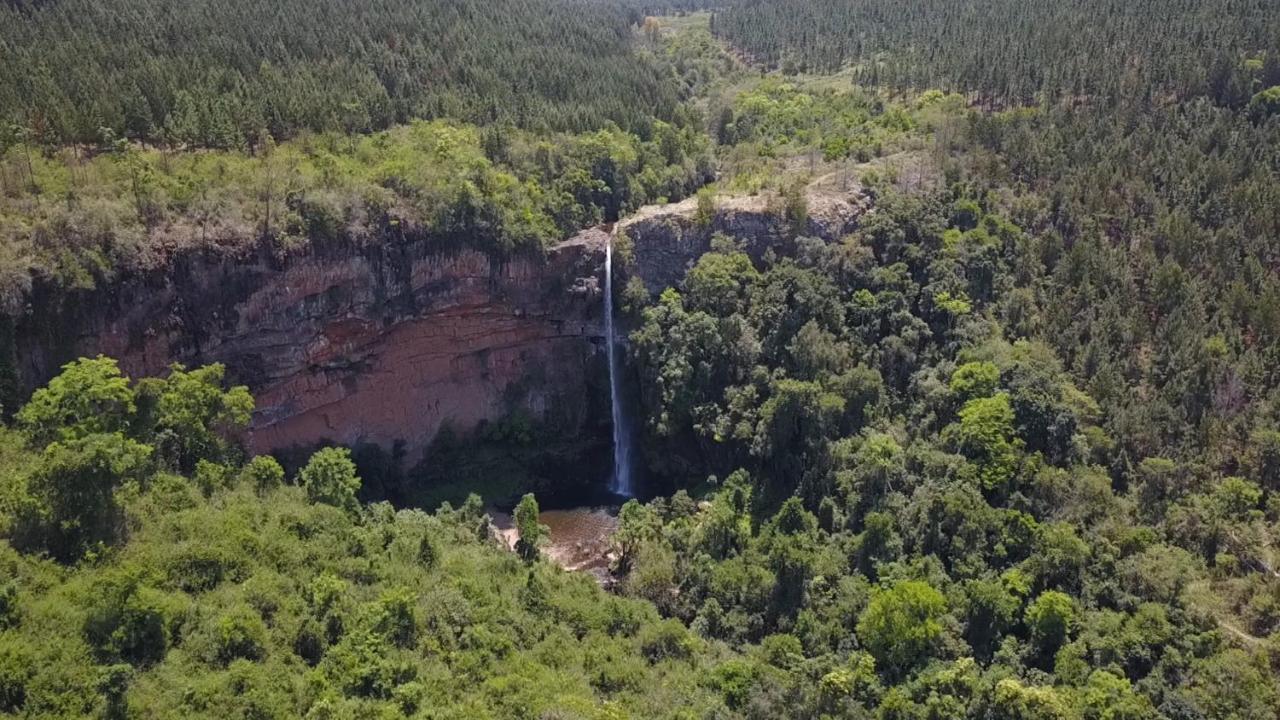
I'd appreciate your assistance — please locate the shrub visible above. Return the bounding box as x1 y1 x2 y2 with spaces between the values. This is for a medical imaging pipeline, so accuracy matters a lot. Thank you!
300 448 361 513
83 578 172 667
0 638 33 713
240 455 285 494
214 604 268 664
639 618 695 662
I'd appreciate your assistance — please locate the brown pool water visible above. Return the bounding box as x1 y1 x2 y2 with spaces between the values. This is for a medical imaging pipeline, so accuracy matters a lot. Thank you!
490 506 620 579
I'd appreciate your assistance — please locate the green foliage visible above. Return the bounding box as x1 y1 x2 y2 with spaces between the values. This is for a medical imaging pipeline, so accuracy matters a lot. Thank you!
1248 85 1280 122
782 181 808 237
5 5 1280 717
639 618 696 661
83 575 174 667
300 447 362 513
855 581 947 677
0 637 33 714
694 186 718 228
136 364 252 471
992 678 1074 720
718 0 1280 108
950 361 1000 402
947 393 1021 492
239 455 285 495
0 369 740 716
0 115 709 297
514 493 545 563
213 604 268 665
17 357 135 445
26 433 152 561
1026 590 1076 654
0 0 685 146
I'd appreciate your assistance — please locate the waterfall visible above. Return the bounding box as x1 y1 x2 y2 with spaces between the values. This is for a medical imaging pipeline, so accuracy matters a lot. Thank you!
605 238 633 497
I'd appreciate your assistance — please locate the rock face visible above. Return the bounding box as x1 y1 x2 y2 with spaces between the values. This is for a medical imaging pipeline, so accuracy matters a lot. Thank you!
5 189 867 467
617 190 869 294
10 228 613 460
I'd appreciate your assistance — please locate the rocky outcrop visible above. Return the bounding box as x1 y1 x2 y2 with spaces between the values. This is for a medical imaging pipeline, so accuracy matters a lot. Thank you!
11 228 614 460
618 190 869 294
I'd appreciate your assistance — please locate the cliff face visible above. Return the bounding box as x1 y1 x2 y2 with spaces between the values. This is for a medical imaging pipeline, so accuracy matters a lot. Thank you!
11 229 613 460
6 189 867 468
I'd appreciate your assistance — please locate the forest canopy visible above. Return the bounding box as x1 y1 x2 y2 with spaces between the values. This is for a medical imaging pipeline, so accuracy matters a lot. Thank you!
0 0 685 146
715 0 1280 107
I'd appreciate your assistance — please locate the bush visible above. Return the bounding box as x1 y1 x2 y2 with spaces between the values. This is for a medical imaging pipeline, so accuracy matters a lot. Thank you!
166 543 242 593
639 618 695 662
371 588 418 649
83 578 172 667
240 455 285 494
0 582 16 629
300 448 362 513
214 604 268 664
0 638 32 713
695 186 718 228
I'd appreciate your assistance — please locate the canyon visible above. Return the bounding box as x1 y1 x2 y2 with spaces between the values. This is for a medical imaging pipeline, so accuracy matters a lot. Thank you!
3 189 868 475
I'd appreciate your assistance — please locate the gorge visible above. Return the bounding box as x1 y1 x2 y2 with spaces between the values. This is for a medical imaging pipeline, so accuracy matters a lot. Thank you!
0 187 869 503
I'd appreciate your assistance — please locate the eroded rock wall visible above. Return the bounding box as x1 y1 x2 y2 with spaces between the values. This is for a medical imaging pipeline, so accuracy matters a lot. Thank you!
11 229 613 460
6 188 866 466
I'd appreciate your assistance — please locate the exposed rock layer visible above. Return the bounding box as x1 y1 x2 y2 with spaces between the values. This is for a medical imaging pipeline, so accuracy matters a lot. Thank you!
12 229 612 459
6 189 868 461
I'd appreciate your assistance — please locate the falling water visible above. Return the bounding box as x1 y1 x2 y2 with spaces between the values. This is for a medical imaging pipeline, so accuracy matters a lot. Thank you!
604 238 633 497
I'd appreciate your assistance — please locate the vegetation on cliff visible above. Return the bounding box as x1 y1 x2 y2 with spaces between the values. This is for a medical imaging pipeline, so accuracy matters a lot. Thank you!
598 9 1280 719
0 119 709 313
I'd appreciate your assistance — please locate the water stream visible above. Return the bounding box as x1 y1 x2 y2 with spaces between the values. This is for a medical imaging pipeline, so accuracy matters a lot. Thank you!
605 237 634 497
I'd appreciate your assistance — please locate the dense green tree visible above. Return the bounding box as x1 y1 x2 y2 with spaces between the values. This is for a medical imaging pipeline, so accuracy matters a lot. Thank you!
3 5 1280 717
16 357 135 445
514 493 545 563
946 393 1021 492
717 0 1280 109
855 580 947 678
135 364 253 472
1026 590 1076 657
25 433 152 560
0 0 687 146
300 447 362 514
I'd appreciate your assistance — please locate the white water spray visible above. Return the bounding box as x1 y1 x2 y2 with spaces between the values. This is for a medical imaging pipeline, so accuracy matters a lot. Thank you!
605 238 633 497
